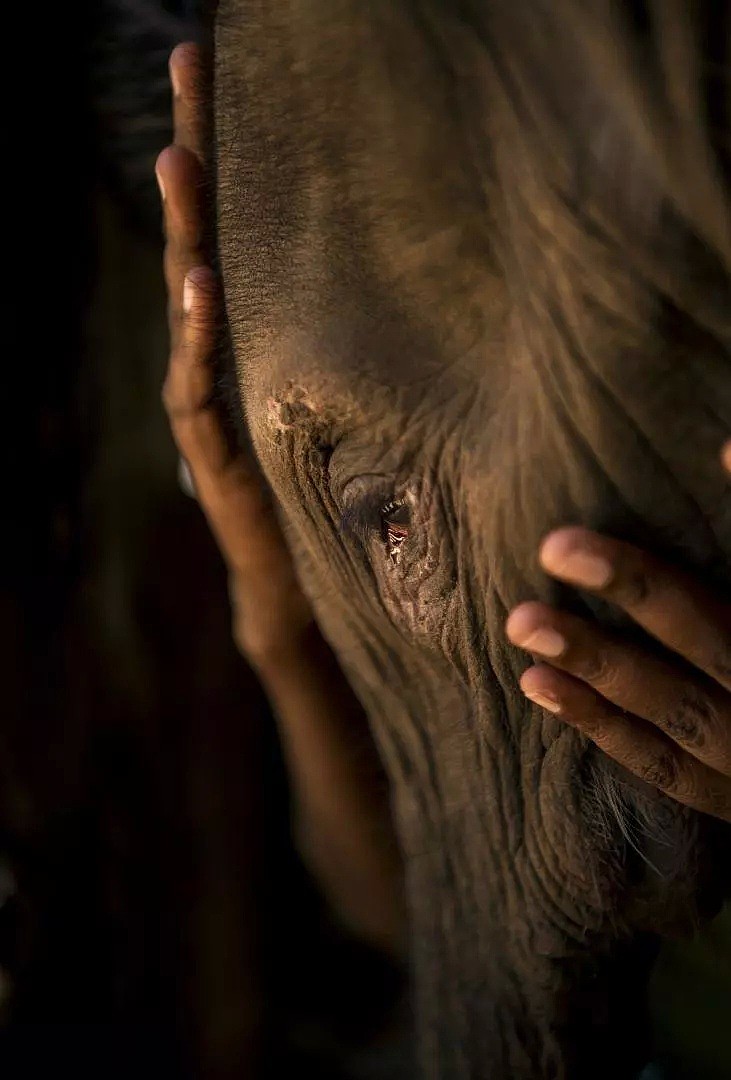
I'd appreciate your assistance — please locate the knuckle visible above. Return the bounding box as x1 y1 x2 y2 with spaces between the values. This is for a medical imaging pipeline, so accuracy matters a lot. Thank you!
163 246 180 285
161 377 194 423
164 214 201 259
162 375 215 423
180 220 203 251
575 646 614 688
612 564 651 608
662 690 713 747
639 750 681 793
185 304 214 335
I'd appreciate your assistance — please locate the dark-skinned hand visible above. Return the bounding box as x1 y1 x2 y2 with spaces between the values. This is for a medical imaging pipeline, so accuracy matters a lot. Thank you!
506 499 731 824
157 49 730 963
156 43 405 958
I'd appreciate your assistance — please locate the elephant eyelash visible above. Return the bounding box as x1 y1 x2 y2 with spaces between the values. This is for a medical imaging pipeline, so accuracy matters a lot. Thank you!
380 499 411 564
339 491 411 560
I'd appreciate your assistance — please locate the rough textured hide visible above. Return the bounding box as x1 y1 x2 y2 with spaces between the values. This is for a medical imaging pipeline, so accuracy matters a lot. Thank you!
213 2 731 1077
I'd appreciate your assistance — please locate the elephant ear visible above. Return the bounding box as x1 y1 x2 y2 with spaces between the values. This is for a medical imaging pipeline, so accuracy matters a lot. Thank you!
470 0 731 590
464 0 731 352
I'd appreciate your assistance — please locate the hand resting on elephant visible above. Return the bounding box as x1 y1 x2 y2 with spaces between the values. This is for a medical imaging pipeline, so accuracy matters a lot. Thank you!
157 44 406 959
158 22 731 1079
158 44 730 960
507 523 731 823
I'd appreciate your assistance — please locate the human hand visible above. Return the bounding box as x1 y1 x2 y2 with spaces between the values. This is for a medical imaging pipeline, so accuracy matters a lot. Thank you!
155 45 404 954
506 452 731 823
156 43 314 671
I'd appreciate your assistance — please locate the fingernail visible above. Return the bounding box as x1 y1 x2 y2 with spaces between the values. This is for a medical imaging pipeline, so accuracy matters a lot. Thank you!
520 628 566 658
506 607 566 657
170 58 181 98
156 166 165 202
523 689 562 714
540 533 613 589
183 275 195 313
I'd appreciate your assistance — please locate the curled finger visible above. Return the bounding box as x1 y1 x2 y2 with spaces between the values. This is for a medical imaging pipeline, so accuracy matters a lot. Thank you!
520 663 731 822
163 265 218 435
506 600 731 775
538 526 731 693
157 144 206 348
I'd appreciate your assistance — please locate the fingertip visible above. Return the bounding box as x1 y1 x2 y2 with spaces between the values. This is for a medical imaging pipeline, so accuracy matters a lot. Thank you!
538 525 593 571
505 600 549 645
155 144 176 183
155 143 202 188
519 664 564 714
169 42 200 88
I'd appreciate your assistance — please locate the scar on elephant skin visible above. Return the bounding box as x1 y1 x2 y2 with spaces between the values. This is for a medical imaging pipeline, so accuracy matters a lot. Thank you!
265 382 340 436
267 385 315 432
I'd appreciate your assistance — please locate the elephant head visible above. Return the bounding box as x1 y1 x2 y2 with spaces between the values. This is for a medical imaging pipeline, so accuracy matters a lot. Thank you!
212 2 731 1075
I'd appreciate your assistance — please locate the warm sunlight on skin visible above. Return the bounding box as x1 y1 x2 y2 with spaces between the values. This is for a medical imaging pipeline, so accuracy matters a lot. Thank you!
157 44 406 960
506 520 731 822
158 32 731 1080
159 46 731 835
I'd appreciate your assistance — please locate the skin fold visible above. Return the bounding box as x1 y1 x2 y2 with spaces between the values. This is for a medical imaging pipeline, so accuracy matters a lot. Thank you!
159 13 731 1078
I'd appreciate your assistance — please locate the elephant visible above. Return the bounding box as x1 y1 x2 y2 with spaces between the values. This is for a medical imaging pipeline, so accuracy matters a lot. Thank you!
209 2 731 1077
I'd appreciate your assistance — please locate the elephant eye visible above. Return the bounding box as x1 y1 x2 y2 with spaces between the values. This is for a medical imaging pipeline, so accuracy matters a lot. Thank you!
338 481 413 565
381 499 411 564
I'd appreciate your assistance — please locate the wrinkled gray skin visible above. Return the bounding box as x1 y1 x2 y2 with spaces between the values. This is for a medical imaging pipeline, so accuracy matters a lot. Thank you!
214 2 731 1077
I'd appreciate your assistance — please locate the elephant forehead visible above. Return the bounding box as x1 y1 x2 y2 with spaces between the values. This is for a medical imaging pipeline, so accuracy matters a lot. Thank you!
233 309 472 450
237 322 387 422
258 370 371 448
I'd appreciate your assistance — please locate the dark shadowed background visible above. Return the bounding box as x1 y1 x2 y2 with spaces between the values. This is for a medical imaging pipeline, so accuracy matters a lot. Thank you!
1 2 729 1077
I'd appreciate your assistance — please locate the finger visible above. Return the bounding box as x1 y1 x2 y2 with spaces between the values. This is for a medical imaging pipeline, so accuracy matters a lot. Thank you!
170 42 207 161
538 526 731 692
520 663 731 823
162 268 287 574
156 144 206 347
506 600 731 774
157 145 204 260
163 265 220 451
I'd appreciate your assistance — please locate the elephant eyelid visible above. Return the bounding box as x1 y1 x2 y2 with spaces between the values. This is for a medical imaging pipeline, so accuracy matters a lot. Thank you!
381 499 411 540
383 507 410 565
339 490 389 543
339 489 411 549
